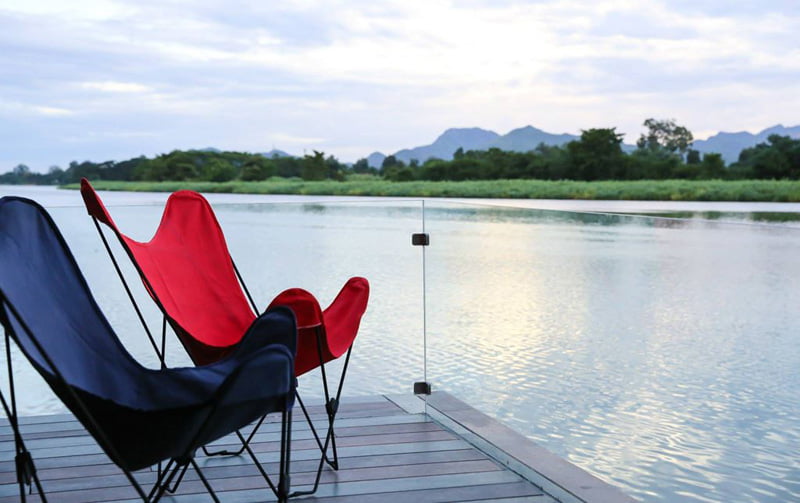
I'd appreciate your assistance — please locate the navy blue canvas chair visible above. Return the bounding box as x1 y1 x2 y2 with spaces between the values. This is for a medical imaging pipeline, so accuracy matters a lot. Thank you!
0 197 297 502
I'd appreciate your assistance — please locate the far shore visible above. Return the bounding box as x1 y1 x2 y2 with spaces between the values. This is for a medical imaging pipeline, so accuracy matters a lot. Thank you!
60 178 800 203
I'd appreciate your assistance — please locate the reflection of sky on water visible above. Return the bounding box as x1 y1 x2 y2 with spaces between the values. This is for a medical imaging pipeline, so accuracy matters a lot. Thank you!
424 203 800 503
1 188 799 503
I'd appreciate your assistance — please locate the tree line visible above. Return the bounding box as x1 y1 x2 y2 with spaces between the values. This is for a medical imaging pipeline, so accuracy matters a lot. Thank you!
3 119 799 185
0 149 363 185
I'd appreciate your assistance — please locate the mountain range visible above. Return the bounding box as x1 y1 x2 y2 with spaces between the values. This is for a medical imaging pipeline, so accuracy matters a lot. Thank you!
365 124 800 167
692 125 800 163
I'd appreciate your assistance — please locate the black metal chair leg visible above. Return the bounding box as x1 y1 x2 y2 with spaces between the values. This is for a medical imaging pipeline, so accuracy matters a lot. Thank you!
148 458 177 501
191 460 221 503
288 337 355 500
296 391 334 464
278 408 292 502
289 419 332 498
313 331 353 470
164 463 190 494
318 344 352 471
2 332 47 503
237 408 293 500
290 343 355 497
11 447 43 503
202 410 268 457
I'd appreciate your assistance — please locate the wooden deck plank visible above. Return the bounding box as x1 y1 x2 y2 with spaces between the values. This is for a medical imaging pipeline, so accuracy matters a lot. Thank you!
0 438 475 475
296 482 549 503
0 398 403 434
0 459 508 502
0 413 428 445
107 471 530 503
0 419 444 454
4 449 486 487
0 429 460 470
455 497 559 503
1 394 560 503
0 408 438 470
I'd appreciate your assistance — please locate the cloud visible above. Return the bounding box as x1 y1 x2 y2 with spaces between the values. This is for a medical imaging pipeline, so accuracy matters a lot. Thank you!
271 133 328 145
0 0 798 170
32 106 74 116
0 0 135 20
81 81 152 93
660 0 800 17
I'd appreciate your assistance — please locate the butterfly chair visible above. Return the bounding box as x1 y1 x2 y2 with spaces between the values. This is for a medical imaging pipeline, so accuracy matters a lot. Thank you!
80 179 369 495
0 196 296 503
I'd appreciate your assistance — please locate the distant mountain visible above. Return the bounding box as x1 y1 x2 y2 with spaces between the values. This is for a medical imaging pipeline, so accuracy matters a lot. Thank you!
693 125 800 163
389 125 634 164
261 149 292 158
197 147 293 157
366 152 386 169
488 125 577 152
394 127 500 164
365 123 800 168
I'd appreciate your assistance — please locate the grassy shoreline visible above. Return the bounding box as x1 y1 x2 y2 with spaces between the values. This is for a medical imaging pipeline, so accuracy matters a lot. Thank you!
62 178 800 202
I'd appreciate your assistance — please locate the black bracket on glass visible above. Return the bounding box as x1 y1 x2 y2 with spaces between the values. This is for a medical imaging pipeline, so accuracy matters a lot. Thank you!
414 381 432 395
412 233 430 246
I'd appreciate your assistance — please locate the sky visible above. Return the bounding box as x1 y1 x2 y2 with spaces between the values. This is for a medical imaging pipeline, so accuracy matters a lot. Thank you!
1 0 799 171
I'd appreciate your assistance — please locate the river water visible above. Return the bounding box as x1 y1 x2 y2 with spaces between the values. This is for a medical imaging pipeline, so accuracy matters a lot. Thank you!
1 185 798 503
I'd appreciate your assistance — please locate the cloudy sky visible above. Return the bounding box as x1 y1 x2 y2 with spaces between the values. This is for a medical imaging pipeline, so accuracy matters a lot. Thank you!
1 0 798 171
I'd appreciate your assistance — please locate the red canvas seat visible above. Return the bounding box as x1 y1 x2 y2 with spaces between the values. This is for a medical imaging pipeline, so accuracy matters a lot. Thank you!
80 179 368 371
80 178 368 492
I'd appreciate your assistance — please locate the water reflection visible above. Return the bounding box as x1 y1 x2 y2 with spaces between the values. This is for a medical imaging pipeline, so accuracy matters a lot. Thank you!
1 188 798 503
425 201 800 503
617 210 800 226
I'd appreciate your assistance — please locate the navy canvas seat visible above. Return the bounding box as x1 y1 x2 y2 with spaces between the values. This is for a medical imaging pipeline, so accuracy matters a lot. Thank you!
0 197 296 502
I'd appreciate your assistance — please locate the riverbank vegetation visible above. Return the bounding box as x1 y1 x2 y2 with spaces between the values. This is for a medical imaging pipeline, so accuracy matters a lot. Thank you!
5 119 800 201
64 178 800 202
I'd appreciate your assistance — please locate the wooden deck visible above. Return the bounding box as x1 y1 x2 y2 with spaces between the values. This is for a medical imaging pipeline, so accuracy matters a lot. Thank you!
0 392 636 503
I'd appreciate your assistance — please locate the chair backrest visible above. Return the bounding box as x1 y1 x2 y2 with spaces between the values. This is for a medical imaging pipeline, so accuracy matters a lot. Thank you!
0 197 148 408
81 179 256 364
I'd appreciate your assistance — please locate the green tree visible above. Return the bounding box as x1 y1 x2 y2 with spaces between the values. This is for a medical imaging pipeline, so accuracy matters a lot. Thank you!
240 156 275 181
326 155 345 181
240 161 265 181
381 155 404 173
383 165 415 181
627 149 679 179
274 156 302 178
532 144 570 179
352 158 371 173
735 135 800 179
301 150 327 181
637 118 694 155
46 165 65 184
12 164 30 178
201 158 236 182
567 128 626 180
699 153 725 179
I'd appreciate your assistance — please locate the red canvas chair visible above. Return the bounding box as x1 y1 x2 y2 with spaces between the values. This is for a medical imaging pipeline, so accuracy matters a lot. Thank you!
80 179 369 494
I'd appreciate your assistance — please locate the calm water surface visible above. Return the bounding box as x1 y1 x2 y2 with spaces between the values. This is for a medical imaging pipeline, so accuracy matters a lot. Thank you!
1 186 799 503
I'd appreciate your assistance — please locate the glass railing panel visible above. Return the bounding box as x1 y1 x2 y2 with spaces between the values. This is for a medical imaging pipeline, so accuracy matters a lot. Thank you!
423 200 800 503
1 189 426 416
211 198 425 402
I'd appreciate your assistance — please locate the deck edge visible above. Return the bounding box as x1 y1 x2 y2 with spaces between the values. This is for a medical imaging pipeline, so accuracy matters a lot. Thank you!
418 391 639 503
